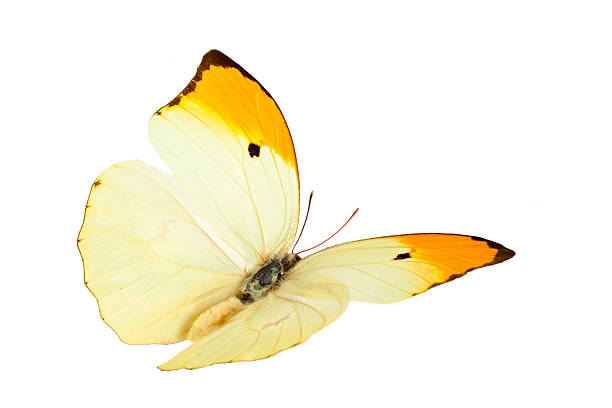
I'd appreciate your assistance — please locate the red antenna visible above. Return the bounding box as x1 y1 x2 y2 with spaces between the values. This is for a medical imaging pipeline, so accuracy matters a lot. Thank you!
296 207 360 255
292 191 314 253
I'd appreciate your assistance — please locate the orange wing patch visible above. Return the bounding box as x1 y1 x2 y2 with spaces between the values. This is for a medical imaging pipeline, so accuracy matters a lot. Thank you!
156 49 297 169
394 234 515 291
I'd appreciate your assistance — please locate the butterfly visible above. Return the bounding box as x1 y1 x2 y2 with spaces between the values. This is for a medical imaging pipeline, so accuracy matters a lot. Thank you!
77 50 515 370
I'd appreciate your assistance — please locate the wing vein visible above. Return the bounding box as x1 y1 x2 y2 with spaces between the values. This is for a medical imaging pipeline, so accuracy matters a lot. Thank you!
349 265 416 295
157 115 248 194
157 141 264 262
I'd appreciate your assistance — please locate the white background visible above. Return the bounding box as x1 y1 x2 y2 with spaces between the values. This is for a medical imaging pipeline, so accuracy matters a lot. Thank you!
2 1 610 407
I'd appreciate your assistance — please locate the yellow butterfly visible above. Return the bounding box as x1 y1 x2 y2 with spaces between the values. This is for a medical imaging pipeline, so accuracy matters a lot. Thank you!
77 50 514 370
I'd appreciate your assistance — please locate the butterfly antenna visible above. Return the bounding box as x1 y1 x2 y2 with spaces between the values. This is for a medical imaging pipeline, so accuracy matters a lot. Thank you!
291 191 314 253
296 207 360 255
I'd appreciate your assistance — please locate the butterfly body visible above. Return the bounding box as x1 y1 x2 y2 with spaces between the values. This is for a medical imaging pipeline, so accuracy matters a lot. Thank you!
78 50 514 370
189 253 299 339
238 253 300 304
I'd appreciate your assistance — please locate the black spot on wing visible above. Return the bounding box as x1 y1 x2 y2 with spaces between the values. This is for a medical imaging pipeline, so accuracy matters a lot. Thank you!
394 252 411 260
248 143 261 157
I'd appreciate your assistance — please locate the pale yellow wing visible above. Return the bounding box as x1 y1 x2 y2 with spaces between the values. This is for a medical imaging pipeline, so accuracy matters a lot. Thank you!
158 277 348 370
290 234 515 303
77 160 245 344
149 50 299 268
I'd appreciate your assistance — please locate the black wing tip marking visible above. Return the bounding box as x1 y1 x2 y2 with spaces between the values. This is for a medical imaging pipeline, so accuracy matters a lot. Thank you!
166 49 274 109
493 246 516 264
470 235 516 265
200 50 273 98
424 236 515 292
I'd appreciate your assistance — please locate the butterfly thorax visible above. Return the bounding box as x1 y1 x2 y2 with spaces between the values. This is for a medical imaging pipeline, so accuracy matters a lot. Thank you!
237 253 300 304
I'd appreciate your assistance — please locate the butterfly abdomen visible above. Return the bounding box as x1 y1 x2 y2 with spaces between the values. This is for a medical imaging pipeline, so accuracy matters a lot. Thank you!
187 296 244 340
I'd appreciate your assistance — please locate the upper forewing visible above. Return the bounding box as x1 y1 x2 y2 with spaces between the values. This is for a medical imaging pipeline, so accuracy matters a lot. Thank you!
78 161 244 344
289 234 515 303
149 50 300 267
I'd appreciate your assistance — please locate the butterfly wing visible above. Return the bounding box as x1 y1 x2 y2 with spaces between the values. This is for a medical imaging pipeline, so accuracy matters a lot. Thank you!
289 234 515 303
77 161 245 344
158 277 348 370
149 50 300 267
157 233 513 369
